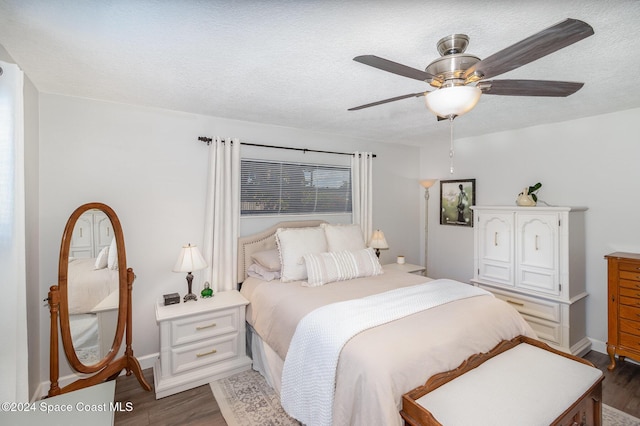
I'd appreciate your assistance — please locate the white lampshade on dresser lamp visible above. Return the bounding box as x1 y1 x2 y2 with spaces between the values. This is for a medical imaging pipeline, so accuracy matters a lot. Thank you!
368 230 389 258
173 244 207 302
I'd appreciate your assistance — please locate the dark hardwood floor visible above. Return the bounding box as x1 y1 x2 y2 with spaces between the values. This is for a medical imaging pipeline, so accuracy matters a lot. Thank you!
114 351 640 425
114 368 225 426
583 351 640 418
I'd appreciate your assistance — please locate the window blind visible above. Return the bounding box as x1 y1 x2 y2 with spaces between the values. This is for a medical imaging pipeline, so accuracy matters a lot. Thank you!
241 160 352 216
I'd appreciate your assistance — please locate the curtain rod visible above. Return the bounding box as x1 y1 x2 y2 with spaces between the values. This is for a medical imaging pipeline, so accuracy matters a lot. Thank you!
197 136 376 158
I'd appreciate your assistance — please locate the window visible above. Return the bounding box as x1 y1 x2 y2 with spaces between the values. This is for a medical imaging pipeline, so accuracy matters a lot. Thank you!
241 160 352 216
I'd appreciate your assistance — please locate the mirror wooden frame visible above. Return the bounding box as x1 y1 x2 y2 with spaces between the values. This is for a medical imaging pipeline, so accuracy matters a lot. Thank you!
47 202 151 396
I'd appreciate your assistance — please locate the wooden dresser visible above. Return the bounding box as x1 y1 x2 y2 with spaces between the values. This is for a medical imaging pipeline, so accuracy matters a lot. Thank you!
605 252 640 370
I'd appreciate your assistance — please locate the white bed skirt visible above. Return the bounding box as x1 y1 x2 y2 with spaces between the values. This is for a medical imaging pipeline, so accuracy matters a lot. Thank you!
249 326 285 396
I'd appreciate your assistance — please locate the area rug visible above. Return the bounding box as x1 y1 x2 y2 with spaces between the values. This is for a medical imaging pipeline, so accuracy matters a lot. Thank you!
211 369 640 426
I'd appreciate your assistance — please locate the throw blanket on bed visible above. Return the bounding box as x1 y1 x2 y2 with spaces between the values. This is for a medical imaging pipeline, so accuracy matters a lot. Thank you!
280 278 491 426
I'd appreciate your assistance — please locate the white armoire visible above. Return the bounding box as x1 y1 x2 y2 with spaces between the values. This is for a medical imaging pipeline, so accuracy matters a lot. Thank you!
470 206 590 355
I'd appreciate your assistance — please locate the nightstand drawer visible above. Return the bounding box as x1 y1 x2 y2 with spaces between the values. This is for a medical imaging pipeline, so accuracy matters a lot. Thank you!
482 286 560 323
171 308 239 346
171 334 239 375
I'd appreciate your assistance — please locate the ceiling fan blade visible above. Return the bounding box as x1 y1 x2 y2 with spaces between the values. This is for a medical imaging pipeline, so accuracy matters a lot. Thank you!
464 19 594 81
353 55 437 82
348 92 427 111
478 79 584 97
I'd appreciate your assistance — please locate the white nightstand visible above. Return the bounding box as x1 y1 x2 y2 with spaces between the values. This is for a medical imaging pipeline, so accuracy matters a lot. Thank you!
383 262 426 275
153 290 252 399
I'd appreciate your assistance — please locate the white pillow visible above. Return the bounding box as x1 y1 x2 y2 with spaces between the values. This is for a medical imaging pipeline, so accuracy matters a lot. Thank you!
276 227 328 282
304 247 383 287
251 249 281 272
322 223 367 252
107 237 119 270
94 246 109 270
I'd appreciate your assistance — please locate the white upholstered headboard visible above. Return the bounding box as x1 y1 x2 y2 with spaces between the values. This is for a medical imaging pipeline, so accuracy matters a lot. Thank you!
237 220 327 284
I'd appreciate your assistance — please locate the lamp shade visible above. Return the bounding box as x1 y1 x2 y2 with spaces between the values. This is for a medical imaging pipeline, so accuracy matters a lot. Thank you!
368 230 389 250
424 86 482 118
419 179 437 189
173 244 207 273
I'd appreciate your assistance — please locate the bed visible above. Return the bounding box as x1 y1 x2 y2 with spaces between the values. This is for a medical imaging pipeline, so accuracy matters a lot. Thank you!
67 252 120 364
67 257 119 315
238 220 536 426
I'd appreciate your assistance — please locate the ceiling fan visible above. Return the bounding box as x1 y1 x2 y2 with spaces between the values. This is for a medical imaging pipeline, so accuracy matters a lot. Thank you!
349 18 594 119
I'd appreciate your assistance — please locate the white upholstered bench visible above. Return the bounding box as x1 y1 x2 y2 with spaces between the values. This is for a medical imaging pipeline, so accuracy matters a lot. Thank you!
401 336 604 426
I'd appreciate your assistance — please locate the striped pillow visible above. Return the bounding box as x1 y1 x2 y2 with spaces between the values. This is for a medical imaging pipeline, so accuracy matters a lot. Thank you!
303 247 383 287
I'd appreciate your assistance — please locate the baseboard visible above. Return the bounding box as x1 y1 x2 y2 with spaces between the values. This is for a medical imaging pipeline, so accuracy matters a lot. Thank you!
589 338 607 355
138 352 159 371
31 352 159 402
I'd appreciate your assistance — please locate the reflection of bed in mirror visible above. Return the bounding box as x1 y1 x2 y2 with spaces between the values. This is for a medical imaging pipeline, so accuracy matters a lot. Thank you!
67 247 119 365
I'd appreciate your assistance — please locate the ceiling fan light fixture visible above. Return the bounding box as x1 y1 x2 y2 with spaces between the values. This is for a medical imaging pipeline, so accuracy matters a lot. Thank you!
424 86 482 118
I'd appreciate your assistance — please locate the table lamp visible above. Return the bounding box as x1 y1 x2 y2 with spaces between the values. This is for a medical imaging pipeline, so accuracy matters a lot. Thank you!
368 229 389 258
173 244 207 302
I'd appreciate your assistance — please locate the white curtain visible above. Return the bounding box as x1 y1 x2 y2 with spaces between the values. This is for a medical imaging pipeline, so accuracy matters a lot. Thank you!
0 60 28 402
351 152 374 243
203 137 240 292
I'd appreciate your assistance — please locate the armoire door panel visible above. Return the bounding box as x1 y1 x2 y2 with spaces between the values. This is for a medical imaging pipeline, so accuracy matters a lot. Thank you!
95 213 113 250
477 213 513 285
519 268 557 294
480 262 513 285
516 213 559 294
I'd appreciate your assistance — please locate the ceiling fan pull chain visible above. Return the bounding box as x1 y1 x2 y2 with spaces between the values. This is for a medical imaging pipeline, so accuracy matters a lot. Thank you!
449 117 455 174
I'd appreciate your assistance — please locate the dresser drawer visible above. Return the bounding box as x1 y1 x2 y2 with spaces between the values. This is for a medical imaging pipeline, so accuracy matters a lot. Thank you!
486 288 561 323
620 287 640 299
620 304 640 322
171 308 239 346
171 333 239 375
519 313 563 345
620 270 640 282
620 319 640 337
618 262 640 273
619 332 640 351
620 296 640 308
620 279 640 291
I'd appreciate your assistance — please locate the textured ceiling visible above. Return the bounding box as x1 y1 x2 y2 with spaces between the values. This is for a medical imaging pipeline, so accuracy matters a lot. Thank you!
1 0 639 145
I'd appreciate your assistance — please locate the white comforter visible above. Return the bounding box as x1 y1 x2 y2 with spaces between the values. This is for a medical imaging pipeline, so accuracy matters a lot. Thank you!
281 279 491 426
241 269 535 426
67 258 119 314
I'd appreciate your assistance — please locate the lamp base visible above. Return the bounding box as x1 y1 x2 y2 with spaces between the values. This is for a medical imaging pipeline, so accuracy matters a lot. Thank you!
183 292 198 302
184 272 198 302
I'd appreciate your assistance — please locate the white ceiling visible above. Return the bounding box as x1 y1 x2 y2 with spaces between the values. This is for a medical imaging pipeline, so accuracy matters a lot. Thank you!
1 0 639 145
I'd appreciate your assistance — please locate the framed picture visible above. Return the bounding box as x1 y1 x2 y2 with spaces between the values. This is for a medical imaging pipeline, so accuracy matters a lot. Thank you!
440 179 476 227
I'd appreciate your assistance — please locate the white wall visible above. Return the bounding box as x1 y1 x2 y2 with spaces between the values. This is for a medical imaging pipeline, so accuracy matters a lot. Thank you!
37 94 421 383
420 108 640 350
